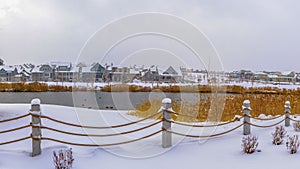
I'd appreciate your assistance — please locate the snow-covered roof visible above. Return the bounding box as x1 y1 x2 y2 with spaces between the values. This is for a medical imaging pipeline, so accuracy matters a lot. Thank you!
161 66 183 76
268 74 278 78
254 71 268 75
76 62 87 67
129 69 140 75
281 71 294 76
31 65 43 73
163 66 178 75
69 65 77 72
49 61 72 68
15 65 23 74
82 66 92 73
0 65 17 72
22 71 31 77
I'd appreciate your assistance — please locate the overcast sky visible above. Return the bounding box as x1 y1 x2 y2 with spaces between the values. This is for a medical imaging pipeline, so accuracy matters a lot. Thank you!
0 0 300 71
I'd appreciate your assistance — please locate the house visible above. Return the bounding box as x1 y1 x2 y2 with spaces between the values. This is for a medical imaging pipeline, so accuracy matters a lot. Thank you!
0 67 7 82
31 65 43 81
253 72 269 82
39 64 54 81
181 68 207 83
110 67 128 83
127 67 141 82
296 73 300 82
50 62 74 82
141 66 159 82
102 64 113 82
11 65 28 82
31 62 75 82
228 71 241 80
0 66 18 82
226 70 253 82
20 69 31 82
159 66 182 83
31 64 54 82
80 63 105 82
90 63 105 82
268 71 295 84
102 65 140 83
240 70 254 80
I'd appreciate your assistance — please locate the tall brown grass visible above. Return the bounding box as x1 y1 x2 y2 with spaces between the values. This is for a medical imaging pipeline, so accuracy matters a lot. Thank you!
129 93 300 122
0 82 72 92
101 84 300 95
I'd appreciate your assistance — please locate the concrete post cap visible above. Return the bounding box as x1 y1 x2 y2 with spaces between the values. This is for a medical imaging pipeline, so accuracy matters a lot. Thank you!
162 98 172 104
243 100 250 104
285 101 291 108
31 98 41 105
242 100 251 110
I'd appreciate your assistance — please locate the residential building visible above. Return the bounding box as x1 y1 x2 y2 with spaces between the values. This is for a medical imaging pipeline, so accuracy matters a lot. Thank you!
80 63 105 82
159 66 182 83
141 66 159 82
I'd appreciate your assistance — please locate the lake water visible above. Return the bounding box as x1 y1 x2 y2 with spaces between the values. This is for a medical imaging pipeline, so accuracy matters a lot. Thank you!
0 92 216 110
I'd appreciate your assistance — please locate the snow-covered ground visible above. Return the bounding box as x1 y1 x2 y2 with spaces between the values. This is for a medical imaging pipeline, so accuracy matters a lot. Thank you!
4 81 300 90
0 104 300 169
225 81 300 90
47 81 300 90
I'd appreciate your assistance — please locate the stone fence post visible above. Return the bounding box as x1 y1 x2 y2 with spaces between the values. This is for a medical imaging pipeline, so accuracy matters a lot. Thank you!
162 98 172 148
285 101 291 127
31 98 42 157
243 100 251 135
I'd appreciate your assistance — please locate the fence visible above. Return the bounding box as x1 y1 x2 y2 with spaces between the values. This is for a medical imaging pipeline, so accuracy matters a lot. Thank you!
0 98 299 157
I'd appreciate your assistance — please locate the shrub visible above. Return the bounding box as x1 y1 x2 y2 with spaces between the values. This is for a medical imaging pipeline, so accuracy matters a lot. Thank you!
286 135 300 154
241 135 258 154
53 148 74 169
293 121 300 132
272 126 287 145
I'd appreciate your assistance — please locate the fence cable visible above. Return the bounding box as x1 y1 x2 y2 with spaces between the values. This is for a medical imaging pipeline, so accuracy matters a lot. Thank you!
165 109 199 119
287 117 300 122
31 112 161 129
33 130 162 147
0 113 30 123
0 124 31 134
164 118 240 128
166 123 243 138
0 136 31 146
33 120 162 137
244 118 286 128
250 114 285 121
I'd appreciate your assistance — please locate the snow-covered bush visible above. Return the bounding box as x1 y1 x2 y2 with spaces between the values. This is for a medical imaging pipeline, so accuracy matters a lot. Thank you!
53 148 74 169
241 135 258 154
293 121 300 132
286 135 300 154
272 126 286 145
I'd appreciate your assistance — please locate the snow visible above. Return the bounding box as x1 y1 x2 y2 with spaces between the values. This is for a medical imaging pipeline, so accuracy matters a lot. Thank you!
31 98 41 105
49 62 72 68
243 100 250 104
1 104 300 169
224 81 300 90
285 101 291 108
162 98 172 104
242 100 251 110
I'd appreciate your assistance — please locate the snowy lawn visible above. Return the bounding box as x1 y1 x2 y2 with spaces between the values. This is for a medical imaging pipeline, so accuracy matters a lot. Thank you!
0 104 300 169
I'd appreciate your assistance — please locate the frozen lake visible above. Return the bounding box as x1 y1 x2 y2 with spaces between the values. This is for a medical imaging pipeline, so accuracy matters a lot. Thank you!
0 91 214 110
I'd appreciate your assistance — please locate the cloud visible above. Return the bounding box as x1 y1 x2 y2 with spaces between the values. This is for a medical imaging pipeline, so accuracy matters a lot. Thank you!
0 0 299 71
